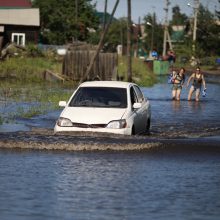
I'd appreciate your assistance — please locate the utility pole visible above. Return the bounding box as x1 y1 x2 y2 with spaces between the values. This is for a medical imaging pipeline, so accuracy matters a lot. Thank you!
127 0 132 82
162 0 172 56
151 13 155 53
120 20 124 53
75 0 78 41
137 16 141 57
192 0 199 55
75 0 78 23
81 0 120 83
103 0 108 30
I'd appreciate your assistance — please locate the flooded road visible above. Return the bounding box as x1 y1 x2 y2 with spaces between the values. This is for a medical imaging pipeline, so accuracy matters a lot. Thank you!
142 75 220 138
0 148 220 220
0 74 220 145
1 75 220 219
1 74 220 139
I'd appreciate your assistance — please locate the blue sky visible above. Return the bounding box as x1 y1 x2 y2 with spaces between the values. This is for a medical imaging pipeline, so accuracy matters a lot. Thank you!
92 0 219 23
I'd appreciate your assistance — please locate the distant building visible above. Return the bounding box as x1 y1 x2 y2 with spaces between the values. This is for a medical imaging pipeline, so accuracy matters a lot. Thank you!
95 11 116 28
171 25 186 43
0 0 40 49
0 0 32 8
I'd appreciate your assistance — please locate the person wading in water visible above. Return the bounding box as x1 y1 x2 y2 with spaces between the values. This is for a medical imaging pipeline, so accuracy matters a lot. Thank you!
171 67 186 101
187 67 206 101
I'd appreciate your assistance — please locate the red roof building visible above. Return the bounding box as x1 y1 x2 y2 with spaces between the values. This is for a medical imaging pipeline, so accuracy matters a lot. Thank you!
0 0 32 8
0 0 39 48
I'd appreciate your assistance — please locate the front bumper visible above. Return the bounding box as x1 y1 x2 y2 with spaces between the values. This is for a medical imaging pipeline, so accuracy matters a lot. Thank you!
54 124 132 135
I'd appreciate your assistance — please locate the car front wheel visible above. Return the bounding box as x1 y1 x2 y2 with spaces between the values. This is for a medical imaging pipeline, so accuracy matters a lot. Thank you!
146 118 151 134
132 126 136 135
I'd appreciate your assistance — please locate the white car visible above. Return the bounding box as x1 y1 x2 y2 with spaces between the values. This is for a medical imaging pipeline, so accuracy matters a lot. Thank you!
54 81 151 135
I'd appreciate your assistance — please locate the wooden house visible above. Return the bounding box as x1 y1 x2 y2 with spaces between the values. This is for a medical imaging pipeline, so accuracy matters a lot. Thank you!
0 0 40 49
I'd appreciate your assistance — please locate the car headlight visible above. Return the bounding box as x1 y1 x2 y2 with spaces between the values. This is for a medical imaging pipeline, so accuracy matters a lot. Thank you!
57 117 73 127
106 119 127 129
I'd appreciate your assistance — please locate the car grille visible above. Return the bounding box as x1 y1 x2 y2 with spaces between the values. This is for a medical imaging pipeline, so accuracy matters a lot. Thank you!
72 122 106 128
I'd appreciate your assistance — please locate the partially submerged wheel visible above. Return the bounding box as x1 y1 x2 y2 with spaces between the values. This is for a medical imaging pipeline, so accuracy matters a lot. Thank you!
132 126 136 135
146 118 151 134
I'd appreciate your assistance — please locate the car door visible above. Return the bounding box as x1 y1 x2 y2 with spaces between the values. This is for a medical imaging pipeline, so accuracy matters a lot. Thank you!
133 85 148 132
130 86 144 134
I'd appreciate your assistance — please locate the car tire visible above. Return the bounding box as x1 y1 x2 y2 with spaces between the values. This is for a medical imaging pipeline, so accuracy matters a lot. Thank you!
132 126 136 135
146 118 151 134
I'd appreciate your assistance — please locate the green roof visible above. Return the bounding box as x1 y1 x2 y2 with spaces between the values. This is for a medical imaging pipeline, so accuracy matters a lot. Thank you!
95 11 117 24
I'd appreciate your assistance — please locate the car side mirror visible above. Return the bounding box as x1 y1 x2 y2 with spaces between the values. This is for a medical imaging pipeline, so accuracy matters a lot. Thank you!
133 102 141 109
59 101 67 107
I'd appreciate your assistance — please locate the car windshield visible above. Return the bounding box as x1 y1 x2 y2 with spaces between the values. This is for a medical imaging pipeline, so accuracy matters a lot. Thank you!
69 87 127 108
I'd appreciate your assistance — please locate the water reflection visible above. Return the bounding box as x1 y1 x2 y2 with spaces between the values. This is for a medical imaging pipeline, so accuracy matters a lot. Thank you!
172 100 181 112
0 150 220 220
187 100 203 111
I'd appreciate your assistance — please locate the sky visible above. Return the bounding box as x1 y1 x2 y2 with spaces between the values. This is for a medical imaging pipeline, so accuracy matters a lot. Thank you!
92 0 219 23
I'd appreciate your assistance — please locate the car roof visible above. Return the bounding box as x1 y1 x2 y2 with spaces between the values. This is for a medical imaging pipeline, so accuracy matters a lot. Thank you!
79 81 136 88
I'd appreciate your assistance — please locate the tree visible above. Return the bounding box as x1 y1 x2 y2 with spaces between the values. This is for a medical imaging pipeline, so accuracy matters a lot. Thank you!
196 4 220 55
143 13 163 55
169 5 189 46
32 0 99 44
170 5 188 25
216 0 220 19
103 18 127 52
168 3 220 57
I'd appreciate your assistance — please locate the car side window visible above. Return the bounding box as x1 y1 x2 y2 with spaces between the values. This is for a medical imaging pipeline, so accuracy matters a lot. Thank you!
130 87 138 105
133 86 144 103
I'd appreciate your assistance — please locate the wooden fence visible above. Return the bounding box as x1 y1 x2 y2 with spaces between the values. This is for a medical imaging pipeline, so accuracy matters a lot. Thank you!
62 50 118 81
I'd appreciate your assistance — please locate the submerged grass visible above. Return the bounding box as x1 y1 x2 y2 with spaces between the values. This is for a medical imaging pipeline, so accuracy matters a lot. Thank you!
0 82 73 123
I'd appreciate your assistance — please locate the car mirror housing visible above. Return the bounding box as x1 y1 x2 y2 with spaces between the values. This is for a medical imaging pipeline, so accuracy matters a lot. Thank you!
133 102 141 109
59 101 67 107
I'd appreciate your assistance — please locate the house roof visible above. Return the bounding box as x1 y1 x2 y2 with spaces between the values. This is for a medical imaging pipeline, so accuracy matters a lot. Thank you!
95 12 116 24
0 0 32 8
0 9 39 26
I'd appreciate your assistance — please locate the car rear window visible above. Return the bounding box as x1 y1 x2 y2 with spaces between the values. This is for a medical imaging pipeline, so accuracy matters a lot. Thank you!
69 87 127 108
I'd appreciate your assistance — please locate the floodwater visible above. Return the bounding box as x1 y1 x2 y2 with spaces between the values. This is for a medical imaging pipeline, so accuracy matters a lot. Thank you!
143 74 220 137
0 74 220 219
1 74 220 137
0 148 220 220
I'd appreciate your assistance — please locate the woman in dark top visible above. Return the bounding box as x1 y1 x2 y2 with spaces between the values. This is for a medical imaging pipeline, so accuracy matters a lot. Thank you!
187 67 206 101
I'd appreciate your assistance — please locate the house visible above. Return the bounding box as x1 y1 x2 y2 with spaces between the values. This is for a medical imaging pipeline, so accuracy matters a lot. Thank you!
171 25 186 43
0 0 40 49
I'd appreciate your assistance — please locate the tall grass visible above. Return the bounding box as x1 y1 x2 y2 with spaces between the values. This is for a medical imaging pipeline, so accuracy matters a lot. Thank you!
118 56 157 86
0 57 62 83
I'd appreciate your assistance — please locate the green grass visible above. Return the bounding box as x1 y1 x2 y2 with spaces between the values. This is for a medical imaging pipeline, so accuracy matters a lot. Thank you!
118 56 157 86
0 57 62 83
0 54 158 86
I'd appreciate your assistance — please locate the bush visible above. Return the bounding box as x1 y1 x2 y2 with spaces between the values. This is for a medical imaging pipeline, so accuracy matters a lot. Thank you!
25 44 44 57
0 57 62 83
117 56 156 86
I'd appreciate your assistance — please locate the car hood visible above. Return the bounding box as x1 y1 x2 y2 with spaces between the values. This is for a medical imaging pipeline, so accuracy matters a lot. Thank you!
61 107 127 124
